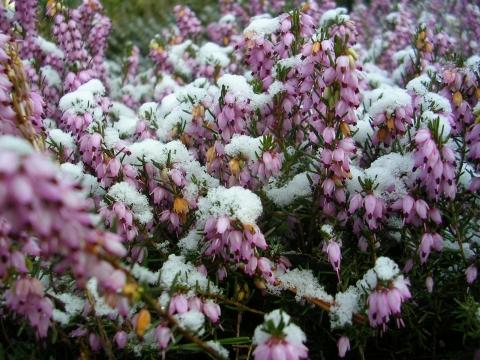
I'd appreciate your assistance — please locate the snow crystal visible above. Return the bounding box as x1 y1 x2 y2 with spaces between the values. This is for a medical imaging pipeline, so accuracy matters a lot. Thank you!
127 139 164 164
330 286 360 329
393 46 416 63
374 256 400 281
197 186 263 225
345 165 365 194
114 115 139 137
50 292 84 325
138 102 159 123
244 15 280 36
353 114 374 145
176 77 215 102
466 55 480 71
421 110 451 138
217 74 270 107
48 129 75 149
59 89 95 113
224 134 263 161
40 65 61 87
458 163 478 189
274 54 302 71
356 268 378 291
106 182 153 224
154 75 180 98
131 264 159 285
175 310 205 335
206 341 229 360
330 269 377 329
168 40 197 77
43 118 57 129
359 152 417 201
284 322 307 345
59 80 105 114
265 172 312 207
0 135 34 155
272 268 333 303
60 162 103 196
368 87 411 117
157 94 180 120
159 254 220 294
320 8 349 26
474 101 480 114
392 47 416 83
219 14 235 24
366 38 383 61
156 103 192 142
443 240 475 259
77 79 105 96
268 81 285 97
52 310 69 325
321 224 334 236
198 42 232 67
406 74 431 95
103 127 121 149
178 229 202 254
385 11 400 24
35 36 64 58
421 92 451 114
361 63 394 88
110 101 136 118
122 83 152 102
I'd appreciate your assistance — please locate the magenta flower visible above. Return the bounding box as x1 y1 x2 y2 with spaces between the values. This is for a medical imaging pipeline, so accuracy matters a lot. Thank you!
324 240 342 280
466 264 478 284
155 325 172 350
113 330 128 349
337 336 351 358
203 300 221 323
253 310 308 360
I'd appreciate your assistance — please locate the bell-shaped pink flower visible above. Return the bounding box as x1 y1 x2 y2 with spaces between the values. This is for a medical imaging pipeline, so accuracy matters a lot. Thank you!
337 336 350 358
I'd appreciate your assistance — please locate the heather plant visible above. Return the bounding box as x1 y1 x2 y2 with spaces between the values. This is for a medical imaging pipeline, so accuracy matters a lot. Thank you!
0 0 479 359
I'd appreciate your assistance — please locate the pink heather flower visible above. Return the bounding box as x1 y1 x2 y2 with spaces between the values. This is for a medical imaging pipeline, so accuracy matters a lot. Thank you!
155 325 172 350
419 232 443 264
0 147 126 315
257 257 275 284
216 215 231 234
324 240 342 279
426 276 434 293
348 193 363 214
415 199 429 220
89 333 102 352
173 5 202 39
169 294 189 315
188 297 203 312
251 151 282 181
368 273 411 329
104 269 127 292
403 259 414 273
337 336 350 358
414 128 456 200
203 300 221 323
253 310 308 360
203 216 269 281
466 264 478 284
5 277 53 338
114 330 128 349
